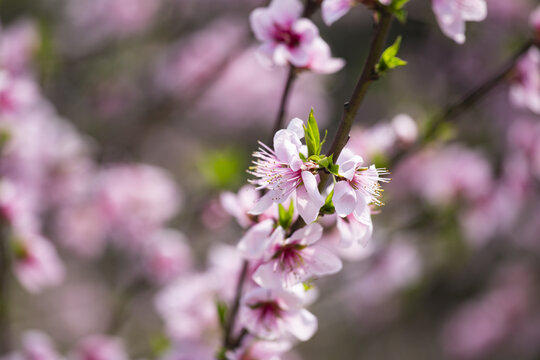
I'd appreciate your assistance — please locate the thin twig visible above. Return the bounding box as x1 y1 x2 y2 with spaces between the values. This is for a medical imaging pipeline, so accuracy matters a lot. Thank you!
0 220 11 354
223 260 249 349
422 39 535 143
272 66 298 135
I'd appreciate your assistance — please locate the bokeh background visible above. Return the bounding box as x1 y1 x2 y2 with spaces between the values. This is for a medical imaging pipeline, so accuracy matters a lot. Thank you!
1 0 540 359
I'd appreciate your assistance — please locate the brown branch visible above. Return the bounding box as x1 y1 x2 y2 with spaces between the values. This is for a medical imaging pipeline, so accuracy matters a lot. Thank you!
0 220 11 354
319 10 394 189
223 260 249 349
272 66 298 136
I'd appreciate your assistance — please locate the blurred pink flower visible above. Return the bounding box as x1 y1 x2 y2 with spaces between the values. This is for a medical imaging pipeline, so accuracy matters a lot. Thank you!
0 20 39 74
432 0 487 44
300 37 345 74
321 0 357 26
97 164 181 247
5 330 63 360
510 47 540 114
228 337 292 360
143 228 193 284
70 335 128 360
11 231 65 294
221 185 260 228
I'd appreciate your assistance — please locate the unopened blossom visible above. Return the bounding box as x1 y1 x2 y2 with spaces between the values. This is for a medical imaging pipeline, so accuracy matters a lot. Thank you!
253 223 342 288
11 231 65 294
250 0 320 67
510 47 540 114
432 0 487 44
6 330 64 360
70 335 129 360
239 287 317 341
143 229 193 284
249 118 325 223
333 148 388 218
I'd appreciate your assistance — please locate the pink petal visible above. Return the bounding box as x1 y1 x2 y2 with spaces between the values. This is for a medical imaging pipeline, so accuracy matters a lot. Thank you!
321 0 353 26
285 309 318 341
249 191 274 215
308 245 343 276
237 219 275 260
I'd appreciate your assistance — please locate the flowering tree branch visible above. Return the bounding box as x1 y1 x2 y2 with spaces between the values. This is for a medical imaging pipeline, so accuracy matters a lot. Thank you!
320 9 394 188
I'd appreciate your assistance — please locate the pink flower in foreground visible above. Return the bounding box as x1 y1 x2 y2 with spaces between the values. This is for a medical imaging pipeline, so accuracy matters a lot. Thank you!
250 0 319 67
333 148 388 218
249 118 324 224
70 335 128 360
510 47 540 114
432 0 487 44
239 287 317 341
12 232 65 294
253 223 342 288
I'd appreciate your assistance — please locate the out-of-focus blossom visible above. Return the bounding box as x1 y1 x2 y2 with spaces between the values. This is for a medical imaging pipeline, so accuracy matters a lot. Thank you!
249 118 324 224
0 70 39 114
391 145 492 207
346 240 421 318
238 218 276 260
5 330 64 360
159 341 215 360
154 18 247 98
239 287 317 341
250 0 319 67
70 335 129 360
321 0 357 26
432 0 487 44
221 185 260 228
252 224 342 288
97 164 181 247
63 0 160 52
0 20 39 74
155 274 218 340
510 47 540 114
301 37 345 74
143 229 193 284
442 265 532 359
228 337 292 360
192 47 331 130
347 114 418 162
11 231 65 294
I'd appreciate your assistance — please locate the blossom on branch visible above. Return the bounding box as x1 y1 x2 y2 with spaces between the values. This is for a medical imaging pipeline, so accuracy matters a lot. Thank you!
432 0 487 44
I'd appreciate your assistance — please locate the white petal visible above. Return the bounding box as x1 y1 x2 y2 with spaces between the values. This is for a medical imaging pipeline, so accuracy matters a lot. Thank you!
285 309 318 341
301 171 324 207
249 191 274 215
296 187 320 224
237 219 275 259
287 117 305 139
333 181 357 217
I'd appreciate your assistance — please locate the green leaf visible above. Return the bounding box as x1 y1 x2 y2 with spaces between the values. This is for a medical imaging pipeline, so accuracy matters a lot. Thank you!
376 36 407 75
216 301 228 330
317 155 340 177
304 109 321 157
278 199 295 229
387 0 410 23
319 188 336 215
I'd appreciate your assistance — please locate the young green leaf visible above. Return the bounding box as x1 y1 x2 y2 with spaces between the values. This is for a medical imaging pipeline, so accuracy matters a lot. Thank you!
304 109 321 157
319 188 336 215
376 36 407 75
278 199 295 229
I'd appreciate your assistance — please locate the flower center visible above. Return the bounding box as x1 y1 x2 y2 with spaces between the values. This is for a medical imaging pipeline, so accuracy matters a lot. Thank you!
272 25 301 48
